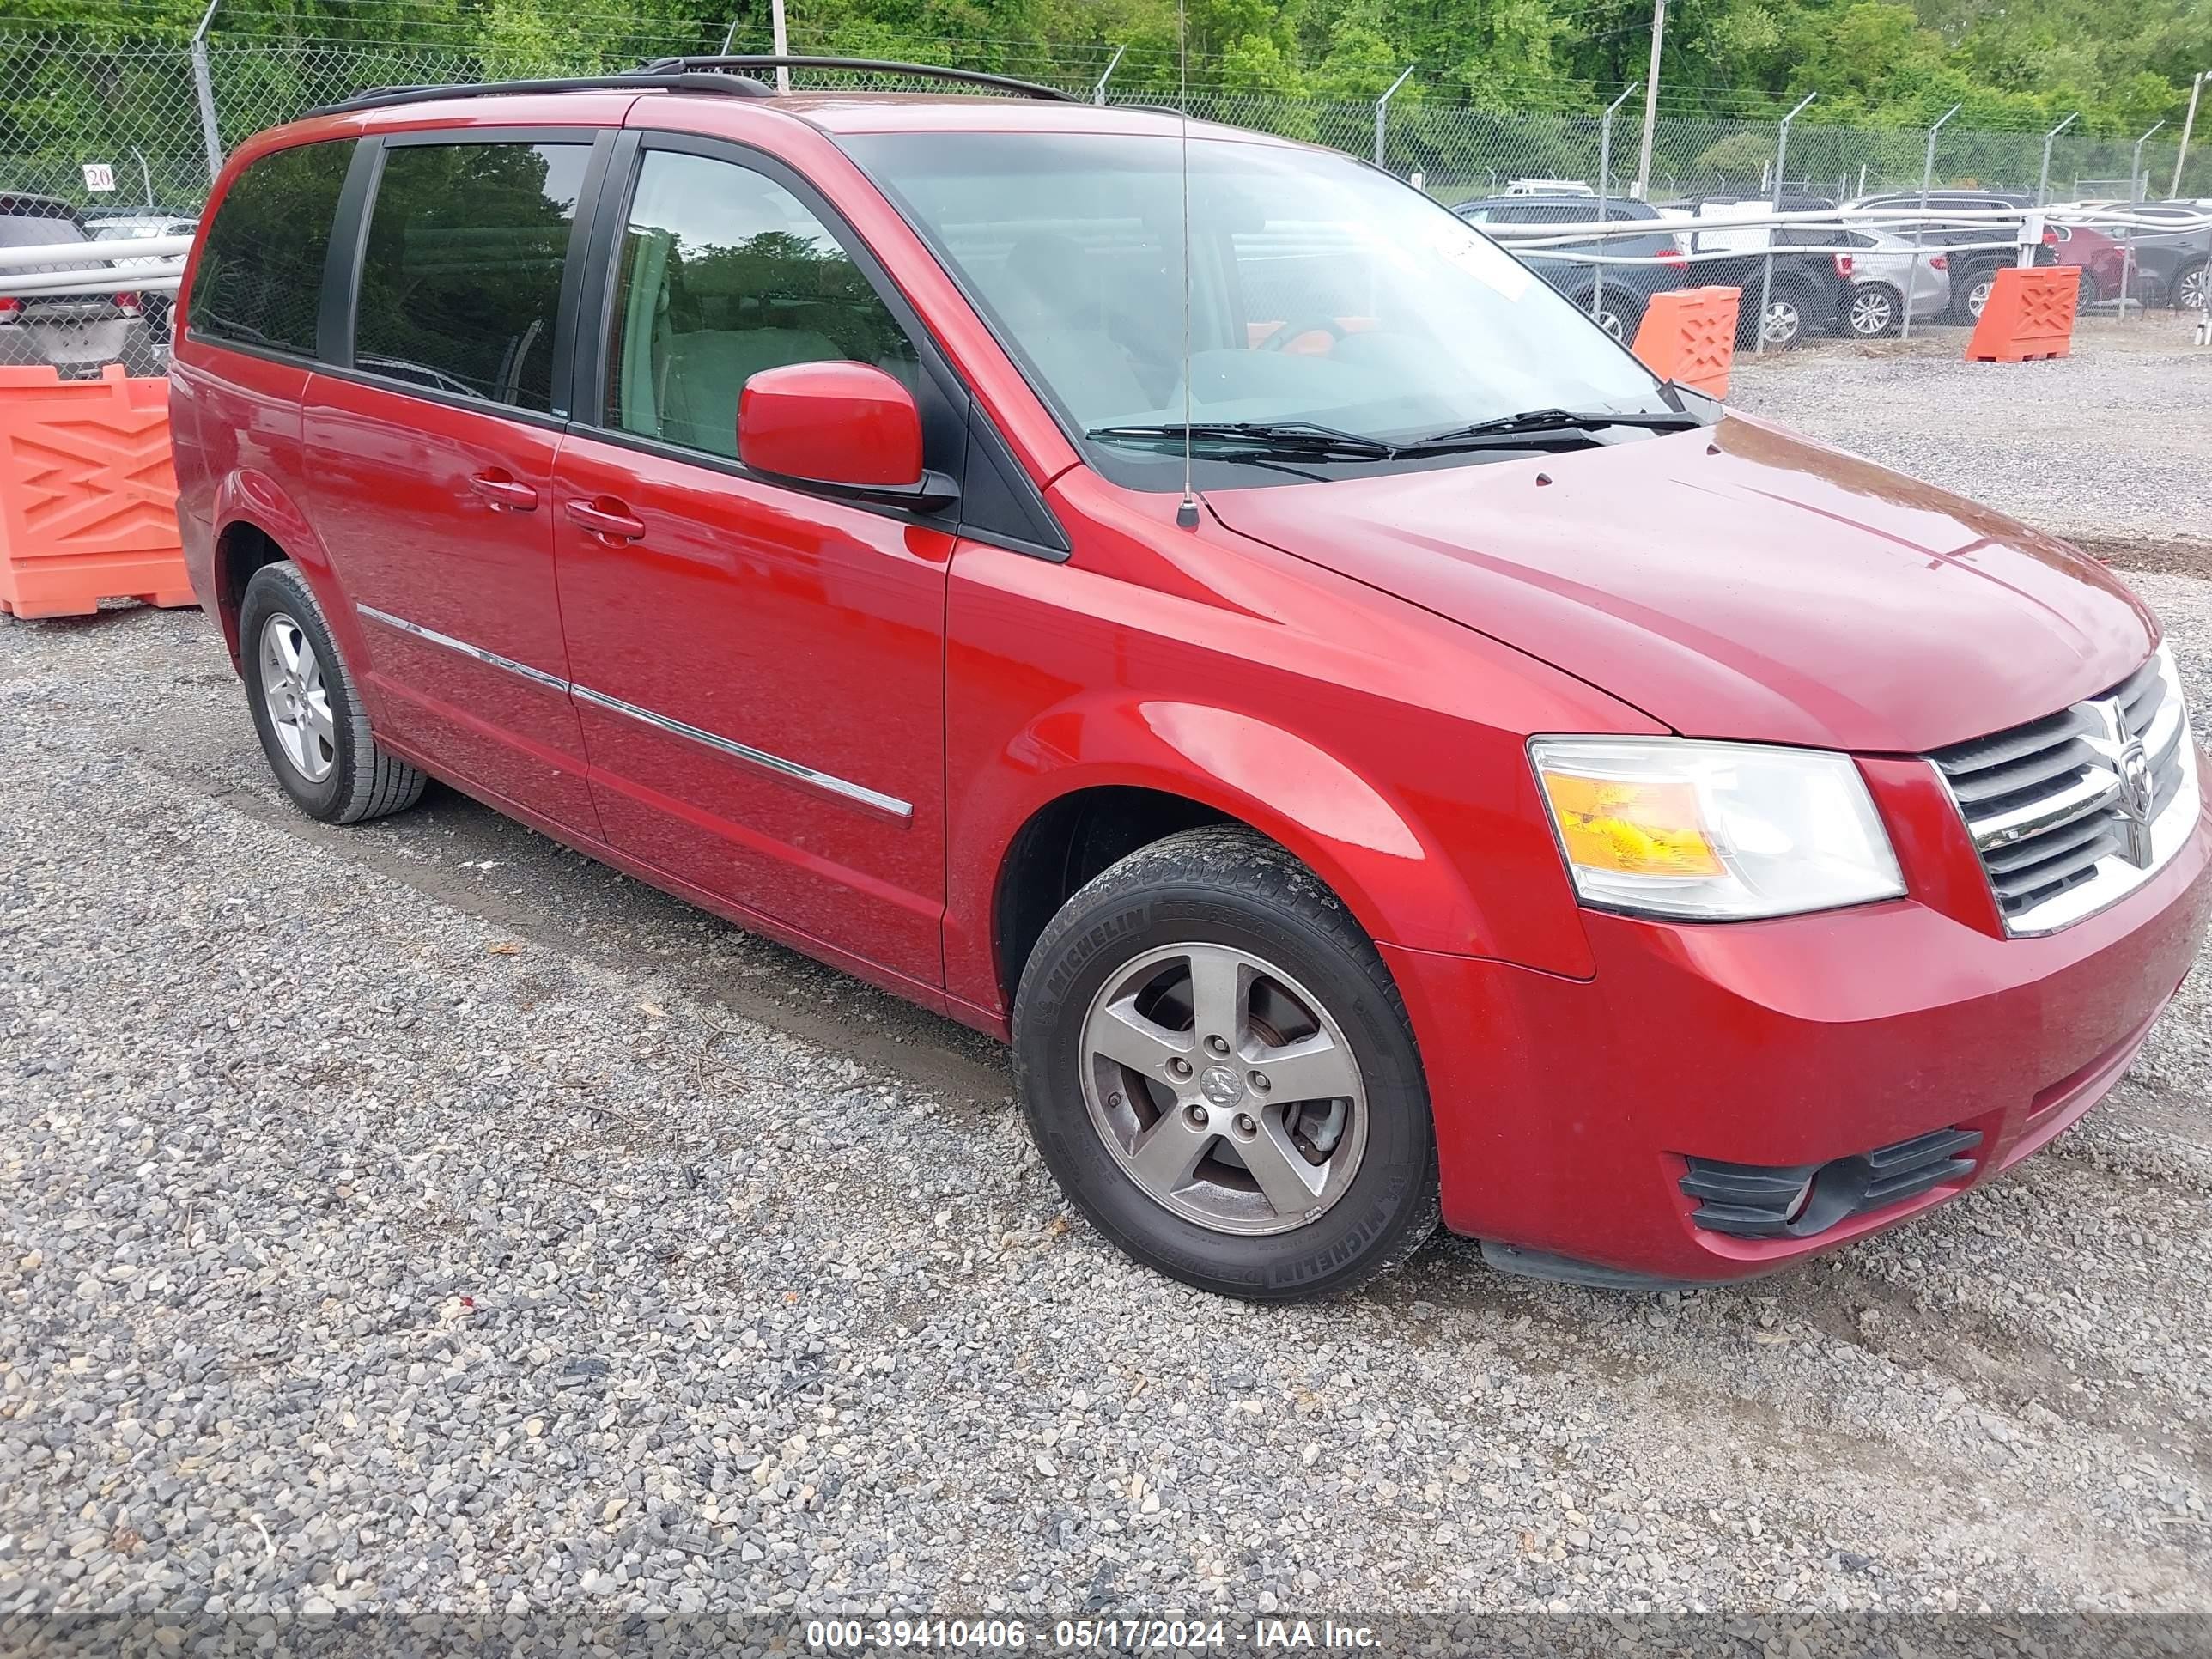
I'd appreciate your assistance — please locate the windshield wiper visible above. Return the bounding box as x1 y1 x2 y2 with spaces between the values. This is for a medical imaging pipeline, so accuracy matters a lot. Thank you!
1401 408 1703 451
1086 420 1397 460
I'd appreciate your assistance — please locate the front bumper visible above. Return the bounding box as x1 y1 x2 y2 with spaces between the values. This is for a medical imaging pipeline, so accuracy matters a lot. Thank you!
1388 768 2212 1284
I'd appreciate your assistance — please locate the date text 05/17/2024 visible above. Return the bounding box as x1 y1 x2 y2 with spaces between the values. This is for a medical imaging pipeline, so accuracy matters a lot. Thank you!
804 1618 1382 1650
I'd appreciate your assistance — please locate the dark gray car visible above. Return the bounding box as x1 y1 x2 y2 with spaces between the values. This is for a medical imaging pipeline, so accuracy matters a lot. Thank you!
2112 204 2211 310
1453 195 1691 343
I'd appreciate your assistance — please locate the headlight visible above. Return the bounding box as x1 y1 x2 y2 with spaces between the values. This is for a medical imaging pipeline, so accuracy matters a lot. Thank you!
1529 737 1905 921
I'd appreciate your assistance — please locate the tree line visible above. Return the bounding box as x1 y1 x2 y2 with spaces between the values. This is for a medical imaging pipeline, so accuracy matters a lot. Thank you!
11 0 2209 139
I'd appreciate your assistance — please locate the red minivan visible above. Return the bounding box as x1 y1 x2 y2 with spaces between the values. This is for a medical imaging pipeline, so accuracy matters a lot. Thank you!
169 60 2211 1301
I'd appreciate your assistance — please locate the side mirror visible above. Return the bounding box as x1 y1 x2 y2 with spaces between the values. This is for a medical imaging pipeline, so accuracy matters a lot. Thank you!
738 361 954 509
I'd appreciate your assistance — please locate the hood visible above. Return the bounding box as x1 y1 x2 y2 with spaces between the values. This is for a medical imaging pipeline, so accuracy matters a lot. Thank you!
1203 414 2154 753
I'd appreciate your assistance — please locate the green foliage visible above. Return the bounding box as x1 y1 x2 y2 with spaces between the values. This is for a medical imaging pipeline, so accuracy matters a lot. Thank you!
15 0 2205 137
7 0 2207 200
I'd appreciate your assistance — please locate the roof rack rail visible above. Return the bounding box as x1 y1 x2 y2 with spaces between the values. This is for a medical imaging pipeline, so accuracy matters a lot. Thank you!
304 70 775 120
638 55 1079 103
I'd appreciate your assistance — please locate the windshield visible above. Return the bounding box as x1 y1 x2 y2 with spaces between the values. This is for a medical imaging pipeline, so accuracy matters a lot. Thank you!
842 131 1673 483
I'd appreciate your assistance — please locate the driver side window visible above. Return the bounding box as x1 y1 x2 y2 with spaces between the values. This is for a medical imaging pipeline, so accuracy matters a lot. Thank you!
604 149 920 462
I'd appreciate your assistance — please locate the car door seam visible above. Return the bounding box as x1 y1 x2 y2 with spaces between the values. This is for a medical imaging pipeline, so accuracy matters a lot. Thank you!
354 602 913 822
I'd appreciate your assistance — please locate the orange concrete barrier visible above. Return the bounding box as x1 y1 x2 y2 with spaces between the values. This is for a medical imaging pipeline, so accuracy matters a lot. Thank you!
1964 266 2078 363
0 363 193 620
1632 286 1741 398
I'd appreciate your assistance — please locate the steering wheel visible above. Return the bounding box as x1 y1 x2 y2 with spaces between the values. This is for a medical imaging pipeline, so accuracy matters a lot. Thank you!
1258 313 1351 353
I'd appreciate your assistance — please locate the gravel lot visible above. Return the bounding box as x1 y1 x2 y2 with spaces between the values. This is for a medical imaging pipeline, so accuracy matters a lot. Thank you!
5 339 2212 1633
1731 311 2212 557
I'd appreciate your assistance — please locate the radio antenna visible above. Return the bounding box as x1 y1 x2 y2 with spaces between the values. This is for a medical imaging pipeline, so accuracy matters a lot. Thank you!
1174 0 1200 530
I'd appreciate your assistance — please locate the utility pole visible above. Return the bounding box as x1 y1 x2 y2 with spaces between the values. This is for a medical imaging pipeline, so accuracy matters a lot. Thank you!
1633 0 1666 200
722 1 790 88
2175 70 2209 198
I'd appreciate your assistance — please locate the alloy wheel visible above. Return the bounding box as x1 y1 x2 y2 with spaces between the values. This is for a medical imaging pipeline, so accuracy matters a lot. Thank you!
1846 289 1895 337
2180 265 2209 311
258 611 337 783
1079 941 1370 1236
1967 276 1994 319
1761 300 1802 347
1594 306 1627 342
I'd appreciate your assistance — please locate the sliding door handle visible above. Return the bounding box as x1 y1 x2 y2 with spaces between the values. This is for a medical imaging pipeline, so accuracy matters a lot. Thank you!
467 471 539 511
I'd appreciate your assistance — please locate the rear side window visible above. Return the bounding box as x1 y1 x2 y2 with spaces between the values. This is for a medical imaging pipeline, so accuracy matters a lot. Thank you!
0 215 87 246
354 141 591 412
189 141 350 356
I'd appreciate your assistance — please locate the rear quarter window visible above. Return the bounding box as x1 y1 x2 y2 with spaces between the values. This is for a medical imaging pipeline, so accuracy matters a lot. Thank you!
188 139 352 356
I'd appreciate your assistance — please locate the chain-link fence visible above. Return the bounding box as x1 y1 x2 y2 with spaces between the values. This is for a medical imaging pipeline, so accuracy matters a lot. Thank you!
4 26 2204 222
0 22 2203 380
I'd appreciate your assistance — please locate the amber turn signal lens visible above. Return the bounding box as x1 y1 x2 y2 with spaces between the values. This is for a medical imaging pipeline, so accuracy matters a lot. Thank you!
1540 773 1724 878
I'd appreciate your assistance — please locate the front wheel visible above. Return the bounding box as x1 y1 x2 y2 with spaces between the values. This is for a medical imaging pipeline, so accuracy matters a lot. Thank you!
1590 296 1642 343
1842 283 1902 338
2175 261 2208 312
1012 827 1440 1301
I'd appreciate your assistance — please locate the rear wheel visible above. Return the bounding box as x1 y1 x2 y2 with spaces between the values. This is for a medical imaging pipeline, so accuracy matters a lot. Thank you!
239 562 427 824
1952 264 1998 325
2075 266 2100 307
1012 827 1440 1301
1842 283 1902 338
1748 290 1808 349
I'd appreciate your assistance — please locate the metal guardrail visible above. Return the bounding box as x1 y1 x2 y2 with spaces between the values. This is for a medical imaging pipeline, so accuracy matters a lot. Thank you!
0 235 190 298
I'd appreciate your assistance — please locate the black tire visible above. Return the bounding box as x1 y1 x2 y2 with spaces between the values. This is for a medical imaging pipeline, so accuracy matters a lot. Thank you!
1951 263 1998 325
1841 283 1903 338
2075 266 2100 308
1012 826 1441 1302
239 561 426 824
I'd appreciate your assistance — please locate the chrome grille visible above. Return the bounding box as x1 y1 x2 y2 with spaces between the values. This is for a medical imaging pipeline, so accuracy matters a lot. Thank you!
1931 648 2197 936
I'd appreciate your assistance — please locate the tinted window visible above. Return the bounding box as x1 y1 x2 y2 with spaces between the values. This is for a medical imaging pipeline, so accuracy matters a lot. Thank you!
354 141 589 411
187 141 349 355
604 149 919 461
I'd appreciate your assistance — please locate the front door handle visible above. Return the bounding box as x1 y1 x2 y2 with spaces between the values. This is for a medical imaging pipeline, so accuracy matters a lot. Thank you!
467 470 539 511
566 497 647 543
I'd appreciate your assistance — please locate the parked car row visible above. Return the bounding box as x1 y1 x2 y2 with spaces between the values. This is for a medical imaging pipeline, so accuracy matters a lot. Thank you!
1457 183 2210 348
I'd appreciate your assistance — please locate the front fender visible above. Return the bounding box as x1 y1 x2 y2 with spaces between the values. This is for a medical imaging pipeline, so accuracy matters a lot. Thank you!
944 688 1598 1022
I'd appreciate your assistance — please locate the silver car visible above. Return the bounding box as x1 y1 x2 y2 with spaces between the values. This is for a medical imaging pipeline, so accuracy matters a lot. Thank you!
0 194 161 378
1832 226 1951 337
